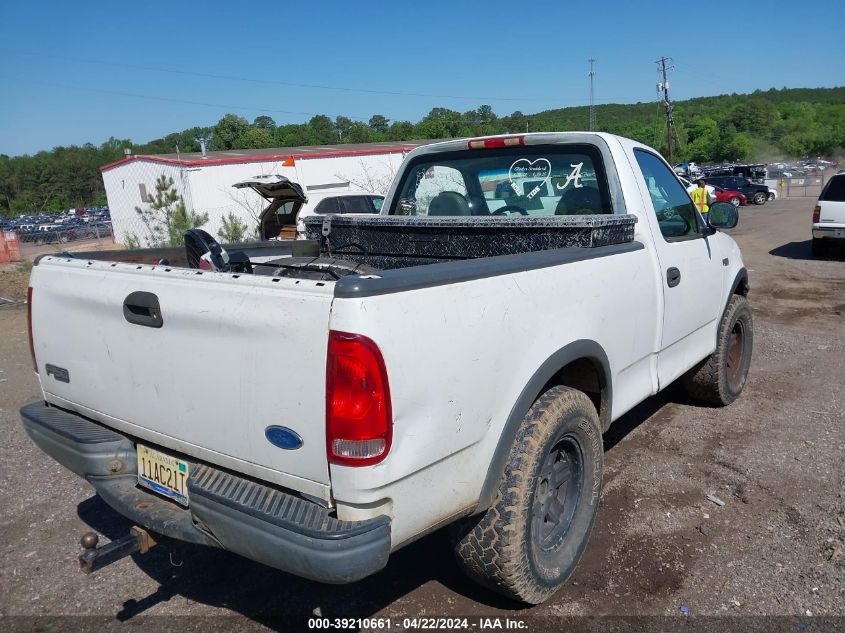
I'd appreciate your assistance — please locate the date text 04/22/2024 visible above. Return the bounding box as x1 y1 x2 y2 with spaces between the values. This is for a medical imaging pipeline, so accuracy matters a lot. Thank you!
306 617 528 630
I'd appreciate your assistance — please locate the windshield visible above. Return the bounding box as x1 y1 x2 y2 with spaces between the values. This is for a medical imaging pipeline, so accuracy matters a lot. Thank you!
388 144 612 217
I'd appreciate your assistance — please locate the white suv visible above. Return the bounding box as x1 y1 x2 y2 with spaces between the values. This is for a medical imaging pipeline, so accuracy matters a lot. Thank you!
812 172 845 257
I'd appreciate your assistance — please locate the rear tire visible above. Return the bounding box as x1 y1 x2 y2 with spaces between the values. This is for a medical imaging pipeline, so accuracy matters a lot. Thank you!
683 295 753 405
753 192 767 205
730 196 741 207
811 238 827 258
452 387 603 604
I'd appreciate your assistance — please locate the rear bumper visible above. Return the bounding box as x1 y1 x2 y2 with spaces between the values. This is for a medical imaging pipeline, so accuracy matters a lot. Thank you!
813 226 845 241
20 401 391 583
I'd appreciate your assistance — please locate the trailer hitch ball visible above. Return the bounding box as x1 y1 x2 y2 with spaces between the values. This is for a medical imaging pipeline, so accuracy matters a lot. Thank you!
80 532 99 550
78 526 156 574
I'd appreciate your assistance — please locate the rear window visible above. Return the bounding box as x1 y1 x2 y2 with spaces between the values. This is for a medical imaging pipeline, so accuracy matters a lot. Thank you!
821 175 845 202
314 197 340 214
389 144 612 217
314 195 384 214
339 196 378 214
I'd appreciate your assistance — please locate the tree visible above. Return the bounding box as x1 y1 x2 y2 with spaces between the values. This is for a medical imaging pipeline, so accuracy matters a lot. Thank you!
334 116 354 142
504 111 528 133
307 115 335 145
217 211 249 243
476 105 497 124
721 132 753 162
253 115 276 130
134 175 209 247
415 107 463 138
346 122 372 144
213 114 250 150
236 127 273 149
387 120 414 140
368 115 390 134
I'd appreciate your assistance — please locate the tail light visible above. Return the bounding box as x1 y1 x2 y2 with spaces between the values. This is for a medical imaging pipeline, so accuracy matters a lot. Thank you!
27 287 37 373
812 205 821 223
467 135 524 150
326 331 392 466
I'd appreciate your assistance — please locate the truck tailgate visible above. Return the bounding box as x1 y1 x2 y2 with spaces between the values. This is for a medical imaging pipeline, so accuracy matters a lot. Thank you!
30 257 334 500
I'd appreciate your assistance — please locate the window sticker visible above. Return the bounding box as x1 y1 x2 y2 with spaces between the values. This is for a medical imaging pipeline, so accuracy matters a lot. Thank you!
508 158 551 200
555 162 585 191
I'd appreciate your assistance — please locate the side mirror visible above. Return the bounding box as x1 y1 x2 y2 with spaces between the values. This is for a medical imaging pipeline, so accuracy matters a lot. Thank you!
707 201 738 230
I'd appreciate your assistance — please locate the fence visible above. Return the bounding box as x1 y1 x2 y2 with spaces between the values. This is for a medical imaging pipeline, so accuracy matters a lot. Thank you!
16 222 114 248
773 169 833 199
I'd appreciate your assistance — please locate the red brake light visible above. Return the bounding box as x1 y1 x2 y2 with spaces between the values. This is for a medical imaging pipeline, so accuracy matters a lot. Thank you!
27 287 37 373
326 331 392 466
467 135 525 150
812 205 821 223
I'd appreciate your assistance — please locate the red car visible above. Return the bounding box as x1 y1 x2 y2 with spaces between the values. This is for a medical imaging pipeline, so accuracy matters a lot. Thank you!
713 186 747 207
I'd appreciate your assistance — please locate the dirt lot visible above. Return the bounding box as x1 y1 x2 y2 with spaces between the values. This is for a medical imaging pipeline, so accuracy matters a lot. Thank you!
0 197 843 629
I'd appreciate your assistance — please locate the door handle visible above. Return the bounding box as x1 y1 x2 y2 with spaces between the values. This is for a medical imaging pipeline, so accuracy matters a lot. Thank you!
666 267 681 288
123 291 163 328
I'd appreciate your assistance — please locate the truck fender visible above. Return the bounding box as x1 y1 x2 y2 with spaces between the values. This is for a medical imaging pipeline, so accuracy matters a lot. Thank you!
721 267 749 324
474 339 612 514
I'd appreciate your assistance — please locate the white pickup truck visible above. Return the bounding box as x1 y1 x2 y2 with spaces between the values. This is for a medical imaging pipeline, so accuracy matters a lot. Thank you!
21 132 752 604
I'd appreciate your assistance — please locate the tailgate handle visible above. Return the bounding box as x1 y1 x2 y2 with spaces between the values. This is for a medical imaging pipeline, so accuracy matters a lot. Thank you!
123 292 163 328
666 267 682 288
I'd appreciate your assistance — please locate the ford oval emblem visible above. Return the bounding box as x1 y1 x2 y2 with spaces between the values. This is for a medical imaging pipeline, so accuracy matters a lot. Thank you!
264 426 303 450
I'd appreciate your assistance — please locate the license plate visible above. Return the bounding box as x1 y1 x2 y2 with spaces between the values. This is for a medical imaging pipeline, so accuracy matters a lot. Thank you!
137 444 189 506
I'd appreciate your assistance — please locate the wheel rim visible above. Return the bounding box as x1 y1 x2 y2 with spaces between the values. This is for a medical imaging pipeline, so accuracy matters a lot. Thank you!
731 197 740 207
726 319 746 391
754 193 765 204
532 434 583 552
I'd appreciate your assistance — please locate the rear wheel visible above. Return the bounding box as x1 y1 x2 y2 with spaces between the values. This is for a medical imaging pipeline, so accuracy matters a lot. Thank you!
452 387 603 604
811 238 828 258
683 295 753 405
753 192 767 205
730 196 741 207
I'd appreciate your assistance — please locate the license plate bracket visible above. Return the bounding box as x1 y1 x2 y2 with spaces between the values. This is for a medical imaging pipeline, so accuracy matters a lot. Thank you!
137 444 189 506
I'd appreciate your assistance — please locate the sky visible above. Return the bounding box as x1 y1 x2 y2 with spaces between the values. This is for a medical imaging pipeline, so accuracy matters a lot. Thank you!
1 0 843 156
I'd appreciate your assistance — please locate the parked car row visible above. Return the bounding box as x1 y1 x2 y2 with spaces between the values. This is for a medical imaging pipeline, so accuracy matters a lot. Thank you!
14 222 113 245
1 207 112 246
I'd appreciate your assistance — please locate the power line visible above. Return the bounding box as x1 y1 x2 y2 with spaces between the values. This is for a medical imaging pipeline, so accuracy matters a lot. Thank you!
0 74 375 120
2 49 554 104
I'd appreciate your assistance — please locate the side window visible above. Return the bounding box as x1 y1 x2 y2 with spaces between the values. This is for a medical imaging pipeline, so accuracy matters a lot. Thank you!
314 197 340 214
634 150 700 239
339 196 370 214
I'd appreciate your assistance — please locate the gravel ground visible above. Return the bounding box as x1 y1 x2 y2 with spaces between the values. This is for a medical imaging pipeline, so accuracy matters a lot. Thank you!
0 197 843 630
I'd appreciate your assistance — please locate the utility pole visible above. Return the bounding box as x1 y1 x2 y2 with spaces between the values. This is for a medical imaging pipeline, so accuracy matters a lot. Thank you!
588 58 597 131
656 56 677 164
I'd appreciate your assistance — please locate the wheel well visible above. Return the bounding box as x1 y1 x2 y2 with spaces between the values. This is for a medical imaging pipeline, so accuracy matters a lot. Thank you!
734 275 749 296
546 357 610 430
